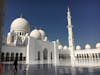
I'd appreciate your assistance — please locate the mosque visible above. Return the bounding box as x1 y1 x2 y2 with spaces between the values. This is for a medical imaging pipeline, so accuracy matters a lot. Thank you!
1 8 100 67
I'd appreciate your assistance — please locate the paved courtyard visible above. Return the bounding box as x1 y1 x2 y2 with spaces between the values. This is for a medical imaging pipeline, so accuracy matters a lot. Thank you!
1 64 25 75
1 64 100 75
1 64 59 75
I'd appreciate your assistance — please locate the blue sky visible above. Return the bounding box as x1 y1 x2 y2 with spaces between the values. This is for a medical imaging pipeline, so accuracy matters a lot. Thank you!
4 0 100 48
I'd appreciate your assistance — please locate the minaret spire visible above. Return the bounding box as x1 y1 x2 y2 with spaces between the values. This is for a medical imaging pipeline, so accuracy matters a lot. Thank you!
67 7 74 51
67 7 72 26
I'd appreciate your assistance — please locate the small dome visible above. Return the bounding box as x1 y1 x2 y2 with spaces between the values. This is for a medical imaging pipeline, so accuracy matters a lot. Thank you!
76 45 81 50
96 43 100 48
85 44 91 49
10 17 30 32
63 45 68 50
39 29 45 40
58 45 63 50
30 29 41 39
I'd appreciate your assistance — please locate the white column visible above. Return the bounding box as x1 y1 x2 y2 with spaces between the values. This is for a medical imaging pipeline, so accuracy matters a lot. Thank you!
26 37 30 64
41 51 43 64
26 36 30 70
53 41 57 66
89 54 92 63
48 51 50 64
83 54 84 63
91 54 93 63
81 54 82 63
94 53 96 63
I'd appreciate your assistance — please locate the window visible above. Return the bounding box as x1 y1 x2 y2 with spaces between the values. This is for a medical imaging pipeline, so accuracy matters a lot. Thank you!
11 53 14 61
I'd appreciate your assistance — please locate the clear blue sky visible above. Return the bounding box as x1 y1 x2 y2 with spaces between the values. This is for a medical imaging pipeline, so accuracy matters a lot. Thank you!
4 0 100 48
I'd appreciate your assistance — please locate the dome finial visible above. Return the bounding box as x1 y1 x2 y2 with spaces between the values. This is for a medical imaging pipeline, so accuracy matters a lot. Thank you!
39 27 44 30
20 13 23 18
34 26 37 29
39 27 42 30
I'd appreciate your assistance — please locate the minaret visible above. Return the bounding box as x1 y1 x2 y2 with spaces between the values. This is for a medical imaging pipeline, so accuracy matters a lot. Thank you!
67 7 74 51
67 7 75 66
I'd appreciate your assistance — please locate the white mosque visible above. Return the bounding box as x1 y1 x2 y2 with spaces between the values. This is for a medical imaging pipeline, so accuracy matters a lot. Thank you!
1 8 100 67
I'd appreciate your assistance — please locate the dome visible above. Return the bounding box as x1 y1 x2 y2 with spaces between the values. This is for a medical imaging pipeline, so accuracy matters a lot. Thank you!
96 43 100 48
30 29 41 39
76 45 81 50
10 17 30 32
58 45 63 50
85 44 91 49
39 29 45 40
63 45 68 50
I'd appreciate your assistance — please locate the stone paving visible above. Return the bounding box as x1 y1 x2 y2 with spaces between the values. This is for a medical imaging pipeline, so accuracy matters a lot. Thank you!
1 64 25 75
0 64 57 75
1 64 100 75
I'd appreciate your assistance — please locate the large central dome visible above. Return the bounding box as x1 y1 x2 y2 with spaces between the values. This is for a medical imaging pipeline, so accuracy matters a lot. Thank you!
10 17 30 32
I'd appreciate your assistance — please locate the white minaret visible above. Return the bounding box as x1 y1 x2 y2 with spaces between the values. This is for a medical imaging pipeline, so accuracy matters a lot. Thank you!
67 7 75 66
67 7 74 51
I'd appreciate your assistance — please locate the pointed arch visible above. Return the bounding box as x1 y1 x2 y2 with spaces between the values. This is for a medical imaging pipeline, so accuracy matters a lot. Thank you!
15 53 19 60
1 52 5 61
11 53 14 61
37 51 40 60
6 52 10 61
43 48 48 60
20 53 23 61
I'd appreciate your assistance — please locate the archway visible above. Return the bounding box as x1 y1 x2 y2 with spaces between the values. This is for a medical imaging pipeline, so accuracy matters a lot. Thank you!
37 51 40 61
15 53 19 60
11 53 14 61
51 52 52 60
20 53 23 61
6 52 9 61
1 52 4 61
43 49 48 60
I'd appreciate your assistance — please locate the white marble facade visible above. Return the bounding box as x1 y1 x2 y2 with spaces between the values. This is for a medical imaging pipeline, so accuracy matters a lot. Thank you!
1 7 100 66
